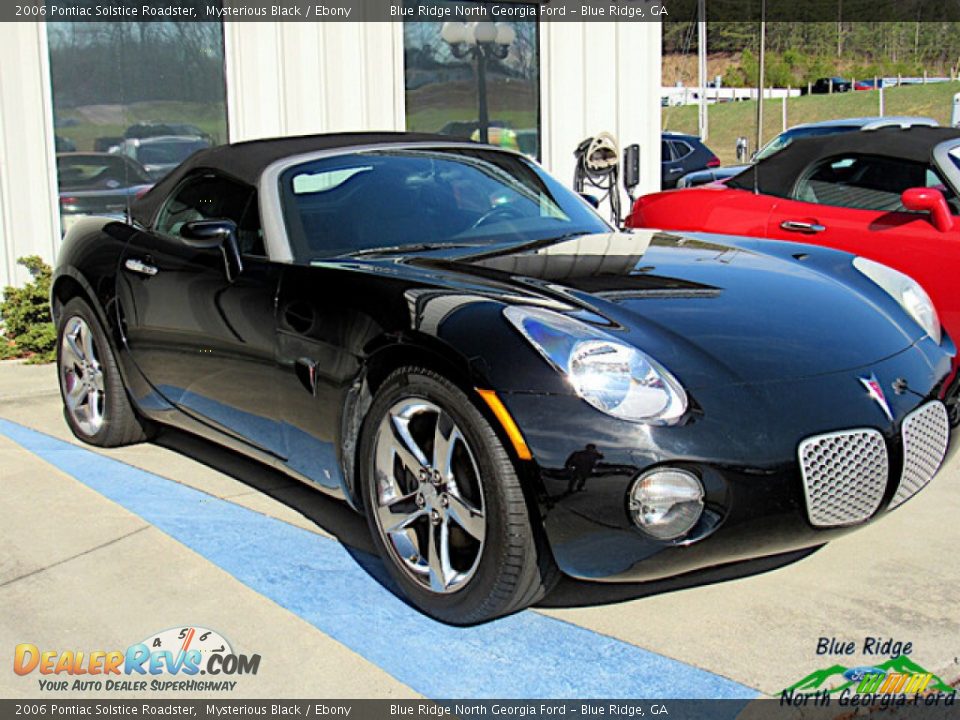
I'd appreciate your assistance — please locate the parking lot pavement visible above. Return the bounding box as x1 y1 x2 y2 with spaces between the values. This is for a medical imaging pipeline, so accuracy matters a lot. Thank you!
1 359 958 698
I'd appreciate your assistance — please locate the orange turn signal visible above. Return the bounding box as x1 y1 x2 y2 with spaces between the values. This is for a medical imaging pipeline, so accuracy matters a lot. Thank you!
476 389 533 461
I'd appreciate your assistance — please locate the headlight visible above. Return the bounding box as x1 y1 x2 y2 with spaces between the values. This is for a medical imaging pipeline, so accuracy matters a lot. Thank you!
629 468 704 540
853 257 941 344
503 305 687 423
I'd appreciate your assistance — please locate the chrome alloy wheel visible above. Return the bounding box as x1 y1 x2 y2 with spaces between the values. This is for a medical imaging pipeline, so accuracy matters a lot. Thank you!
59 316 105 436
372 399 486 594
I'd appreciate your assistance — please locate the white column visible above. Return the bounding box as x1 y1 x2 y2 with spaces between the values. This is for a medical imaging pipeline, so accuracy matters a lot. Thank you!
223 21 405 143
0 22 59 286
541 21 662 208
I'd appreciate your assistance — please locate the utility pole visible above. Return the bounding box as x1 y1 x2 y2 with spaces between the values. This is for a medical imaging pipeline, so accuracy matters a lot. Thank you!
698 0 708 140
756 0 766 157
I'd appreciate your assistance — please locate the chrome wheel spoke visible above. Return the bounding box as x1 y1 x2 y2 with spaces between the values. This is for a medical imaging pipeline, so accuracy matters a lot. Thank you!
64 333 84 366
389 413 429 475
432 411 461 481
91 370 105 393
80 324 97 366
426 521 453 592
377 493 425 534
445 491 485 542
65 379 86 410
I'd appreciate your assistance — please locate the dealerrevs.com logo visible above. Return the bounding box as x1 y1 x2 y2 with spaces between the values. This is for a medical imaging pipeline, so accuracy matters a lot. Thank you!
13 626 261 693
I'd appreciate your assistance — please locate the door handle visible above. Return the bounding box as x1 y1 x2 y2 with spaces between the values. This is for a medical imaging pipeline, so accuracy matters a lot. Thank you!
780 220 826 234
669 167 684 173
124 258 158 276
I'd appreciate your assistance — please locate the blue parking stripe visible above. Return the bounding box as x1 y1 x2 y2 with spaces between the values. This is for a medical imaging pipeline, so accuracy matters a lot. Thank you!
0 419 759 701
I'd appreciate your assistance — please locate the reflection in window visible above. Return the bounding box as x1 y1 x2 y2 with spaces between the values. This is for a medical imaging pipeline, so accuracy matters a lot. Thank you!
404 15 540 159
47 17 227 232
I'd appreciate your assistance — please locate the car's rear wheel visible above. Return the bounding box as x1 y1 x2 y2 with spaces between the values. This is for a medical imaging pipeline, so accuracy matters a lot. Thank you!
359 367 557 625
57 297 152 447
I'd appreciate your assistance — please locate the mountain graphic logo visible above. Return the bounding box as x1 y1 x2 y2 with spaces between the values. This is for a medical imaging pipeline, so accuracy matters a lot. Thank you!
783 655 954 695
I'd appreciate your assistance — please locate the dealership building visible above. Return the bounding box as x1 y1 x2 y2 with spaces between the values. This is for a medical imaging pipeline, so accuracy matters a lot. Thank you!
0 18 661 286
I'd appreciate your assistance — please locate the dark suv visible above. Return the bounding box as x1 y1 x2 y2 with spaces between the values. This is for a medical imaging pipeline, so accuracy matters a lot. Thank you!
661 133 720 189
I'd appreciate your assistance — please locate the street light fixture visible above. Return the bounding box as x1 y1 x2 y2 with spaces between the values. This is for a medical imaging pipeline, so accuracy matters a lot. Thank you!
441 21 515 144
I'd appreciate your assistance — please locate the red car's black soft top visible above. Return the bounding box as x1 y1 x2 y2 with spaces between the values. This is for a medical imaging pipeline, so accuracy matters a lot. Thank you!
129 131 459 227
727 126 960 198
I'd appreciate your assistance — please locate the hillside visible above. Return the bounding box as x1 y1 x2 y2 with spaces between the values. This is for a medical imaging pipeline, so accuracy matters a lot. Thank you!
662 82 960 164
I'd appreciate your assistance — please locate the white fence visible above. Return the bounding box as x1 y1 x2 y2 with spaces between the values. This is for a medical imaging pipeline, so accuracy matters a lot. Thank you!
662 86 801 106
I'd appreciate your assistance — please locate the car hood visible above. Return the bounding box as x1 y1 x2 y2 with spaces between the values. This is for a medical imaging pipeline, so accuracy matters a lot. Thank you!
418 231 927 388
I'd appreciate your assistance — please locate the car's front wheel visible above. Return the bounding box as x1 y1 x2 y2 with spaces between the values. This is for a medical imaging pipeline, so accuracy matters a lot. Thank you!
57 297 152 447
359 367 557 624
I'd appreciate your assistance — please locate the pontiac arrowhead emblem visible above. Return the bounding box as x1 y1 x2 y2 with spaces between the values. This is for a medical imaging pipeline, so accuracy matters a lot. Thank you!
860 374 893 422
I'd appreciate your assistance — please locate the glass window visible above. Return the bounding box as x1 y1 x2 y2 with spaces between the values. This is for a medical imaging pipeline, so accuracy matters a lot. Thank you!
47 16 227 232
156 174 263 256
661 141 673 162
57 154 152 190
403 12 540 159
280 148 609 260
794 154 958 213
669 141 693 161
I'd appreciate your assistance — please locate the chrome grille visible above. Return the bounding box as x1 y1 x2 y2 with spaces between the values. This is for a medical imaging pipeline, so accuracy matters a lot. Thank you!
798 429 888 527
889 401 949 510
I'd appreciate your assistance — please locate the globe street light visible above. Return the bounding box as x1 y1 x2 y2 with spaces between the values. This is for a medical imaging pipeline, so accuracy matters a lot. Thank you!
441 22 515 144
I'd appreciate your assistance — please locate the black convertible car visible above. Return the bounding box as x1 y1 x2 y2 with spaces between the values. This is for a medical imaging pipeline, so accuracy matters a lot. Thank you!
52 133 956 624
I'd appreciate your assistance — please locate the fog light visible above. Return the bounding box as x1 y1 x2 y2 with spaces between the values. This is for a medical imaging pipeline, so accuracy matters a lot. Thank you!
629 468 704 540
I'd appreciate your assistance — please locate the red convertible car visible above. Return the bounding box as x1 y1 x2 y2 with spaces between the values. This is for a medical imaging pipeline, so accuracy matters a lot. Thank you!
627 126 960 350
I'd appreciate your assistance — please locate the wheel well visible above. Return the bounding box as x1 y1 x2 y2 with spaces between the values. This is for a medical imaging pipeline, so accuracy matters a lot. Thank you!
345 339 537 509
364 342 476 397
50 276 91 323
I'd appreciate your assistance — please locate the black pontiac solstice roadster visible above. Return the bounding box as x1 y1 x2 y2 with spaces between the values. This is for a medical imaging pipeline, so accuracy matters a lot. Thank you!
52 133 957 623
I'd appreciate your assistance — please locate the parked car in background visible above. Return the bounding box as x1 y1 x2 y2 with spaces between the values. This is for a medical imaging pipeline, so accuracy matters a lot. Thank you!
114 135 211 180
628 126 960 397
55 135 77 152
674 117 939 188
56 152 153 234
854 78 883 91
124 122 213 143
661 132 720 189
810 77 852 94
52 133 956 624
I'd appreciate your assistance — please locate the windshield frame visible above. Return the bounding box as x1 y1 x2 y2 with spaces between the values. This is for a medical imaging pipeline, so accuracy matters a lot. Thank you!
258 142 611 264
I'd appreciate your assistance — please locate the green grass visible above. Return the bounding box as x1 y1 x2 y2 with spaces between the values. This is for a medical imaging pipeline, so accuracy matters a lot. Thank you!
55 100 227 152
663 82 960 164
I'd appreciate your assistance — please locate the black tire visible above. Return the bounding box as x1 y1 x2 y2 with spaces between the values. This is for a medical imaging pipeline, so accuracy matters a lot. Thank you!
358 367 558 625
56 297 153 447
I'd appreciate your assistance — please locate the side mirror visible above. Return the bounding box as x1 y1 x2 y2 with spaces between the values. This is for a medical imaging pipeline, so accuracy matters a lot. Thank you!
623 144 641 193
180 219 243 281
901 188 955 233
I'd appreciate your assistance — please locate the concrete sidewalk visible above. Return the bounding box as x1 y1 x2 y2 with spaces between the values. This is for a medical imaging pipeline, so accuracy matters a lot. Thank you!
1 359 957 697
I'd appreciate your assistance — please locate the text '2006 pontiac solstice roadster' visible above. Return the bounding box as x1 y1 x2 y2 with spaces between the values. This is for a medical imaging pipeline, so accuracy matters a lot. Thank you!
52 133 957 624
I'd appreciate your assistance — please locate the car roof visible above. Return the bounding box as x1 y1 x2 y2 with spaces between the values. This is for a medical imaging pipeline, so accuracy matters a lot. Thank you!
130 131 474 226
791 116 938 131
662 132 698 140
728 126 960 196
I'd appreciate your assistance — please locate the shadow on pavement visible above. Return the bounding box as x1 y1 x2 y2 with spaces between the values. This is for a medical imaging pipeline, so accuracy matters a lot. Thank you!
152 425 821 613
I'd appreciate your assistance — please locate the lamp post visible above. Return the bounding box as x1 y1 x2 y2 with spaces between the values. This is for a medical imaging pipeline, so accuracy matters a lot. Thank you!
441 21 516 144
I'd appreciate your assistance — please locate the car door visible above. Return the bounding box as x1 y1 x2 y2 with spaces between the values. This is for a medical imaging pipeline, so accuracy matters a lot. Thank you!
117 172 287 458
765 153 960 339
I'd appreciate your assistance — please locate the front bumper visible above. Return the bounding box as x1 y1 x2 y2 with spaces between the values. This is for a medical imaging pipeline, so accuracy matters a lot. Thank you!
501 341 956 582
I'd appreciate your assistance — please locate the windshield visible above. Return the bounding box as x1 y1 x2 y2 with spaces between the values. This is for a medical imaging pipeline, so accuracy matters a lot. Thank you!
754 125 859 161
279 148 610 260
136 139 208 166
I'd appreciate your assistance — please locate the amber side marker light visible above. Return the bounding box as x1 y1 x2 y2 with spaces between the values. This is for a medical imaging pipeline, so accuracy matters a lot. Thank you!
475 389 533 461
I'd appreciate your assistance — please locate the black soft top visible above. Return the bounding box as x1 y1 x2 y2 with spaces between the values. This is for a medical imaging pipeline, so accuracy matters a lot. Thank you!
130 131 461 226
728 126 960 197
